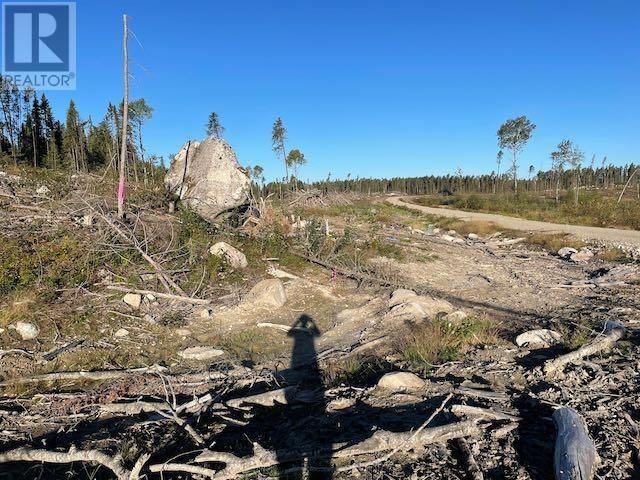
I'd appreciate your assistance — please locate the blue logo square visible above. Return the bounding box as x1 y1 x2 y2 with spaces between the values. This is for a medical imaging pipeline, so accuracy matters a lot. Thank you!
2 2 76 90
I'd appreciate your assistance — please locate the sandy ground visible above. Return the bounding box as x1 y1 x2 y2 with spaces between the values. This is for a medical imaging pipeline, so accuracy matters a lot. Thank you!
387 196 640 246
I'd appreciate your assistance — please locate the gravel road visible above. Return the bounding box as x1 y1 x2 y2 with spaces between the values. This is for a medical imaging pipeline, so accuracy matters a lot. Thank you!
387 196 640 247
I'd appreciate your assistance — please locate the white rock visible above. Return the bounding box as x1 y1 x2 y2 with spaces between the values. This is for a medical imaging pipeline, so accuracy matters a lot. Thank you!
444 310 468 323
198 308 212 319
36 185 50 195
558 247 578 258
243 279 287 307
467 233 479 240
441 234 456 242
114 328 130 338
570 249 594 263
447 230 457 235
388 289 418 308
209 242 248 269
178 346 224 360
515 329 562 348
123 293 142 309
377 372 426 393
165 138 251 222
11 321 39 340
175 328 192 337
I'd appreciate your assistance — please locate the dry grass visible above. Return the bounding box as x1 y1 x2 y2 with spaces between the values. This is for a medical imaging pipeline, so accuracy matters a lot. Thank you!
397 315 499 374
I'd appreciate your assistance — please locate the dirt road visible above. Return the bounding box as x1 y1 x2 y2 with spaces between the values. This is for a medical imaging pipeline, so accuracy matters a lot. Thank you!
387 196 640 247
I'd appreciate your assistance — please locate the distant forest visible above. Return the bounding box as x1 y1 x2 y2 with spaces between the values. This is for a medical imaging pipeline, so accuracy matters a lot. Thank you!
265 163 640 198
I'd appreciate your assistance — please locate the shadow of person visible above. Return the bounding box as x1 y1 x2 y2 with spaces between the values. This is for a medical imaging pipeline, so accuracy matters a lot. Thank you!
277 314 334 479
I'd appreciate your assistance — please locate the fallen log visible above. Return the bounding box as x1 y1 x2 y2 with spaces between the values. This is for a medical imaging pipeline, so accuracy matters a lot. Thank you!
0 364 167 387
194 419 486 479
105 285 211 305
453 438 484 480
544 321 625 375
451 404 522 422
553 407 599 480
0 446 133 480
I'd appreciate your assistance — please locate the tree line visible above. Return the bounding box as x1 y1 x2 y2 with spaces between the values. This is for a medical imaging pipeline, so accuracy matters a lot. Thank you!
0 76 161 183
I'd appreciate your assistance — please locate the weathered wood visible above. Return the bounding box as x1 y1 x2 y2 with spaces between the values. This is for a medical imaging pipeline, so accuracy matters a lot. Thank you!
544 321 625 374
553 407 599 480
453 438 484 480
0 365 166 387
106 285 210 305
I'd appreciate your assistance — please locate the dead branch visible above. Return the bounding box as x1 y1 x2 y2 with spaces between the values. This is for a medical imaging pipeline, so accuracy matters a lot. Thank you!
105 285 210 305
0 364 167 387
544 321 626 375
451 404 522 422
194 419 485 480
0 446 131 480
453 438 484 480
149 462 218 477
553 407 599 480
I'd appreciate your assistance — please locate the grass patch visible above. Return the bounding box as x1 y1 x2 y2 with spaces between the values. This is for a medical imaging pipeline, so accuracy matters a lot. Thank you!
413 192 640 230
398 315 499 374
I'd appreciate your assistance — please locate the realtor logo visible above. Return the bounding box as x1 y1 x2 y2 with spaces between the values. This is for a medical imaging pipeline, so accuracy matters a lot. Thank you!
2 2 76 89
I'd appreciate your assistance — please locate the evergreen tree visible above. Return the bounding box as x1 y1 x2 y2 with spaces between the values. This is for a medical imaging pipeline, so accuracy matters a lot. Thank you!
271 117 288 180
62 100 88 172
206 112 224 139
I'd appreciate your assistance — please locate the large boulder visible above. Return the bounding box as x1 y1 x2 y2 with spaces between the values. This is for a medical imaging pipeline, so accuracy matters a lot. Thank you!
165 138 251 221
243 279 287 308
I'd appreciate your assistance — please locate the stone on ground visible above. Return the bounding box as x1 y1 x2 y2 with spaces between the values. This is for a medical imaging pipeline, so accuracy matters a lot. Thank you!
515 329 562 348
114 328 130 338
165 138 251 222
178 346 224 360
123 293 142 309
209 241 248 269
558 247 578 258
443 310 468 323
570 248 594 263
377 371 426 393
11 321 40 340
244 279 287 307
388 288 419 308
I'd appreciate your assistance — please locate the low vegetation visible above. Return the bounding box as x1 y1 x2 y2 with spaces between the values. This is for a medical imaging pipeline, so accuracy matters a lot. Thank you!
413 191 640 229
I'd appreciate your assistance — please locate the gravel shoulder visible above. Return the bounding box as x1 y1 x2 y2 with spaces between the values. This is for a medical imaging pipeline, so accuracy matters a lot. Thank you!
388 196 640 247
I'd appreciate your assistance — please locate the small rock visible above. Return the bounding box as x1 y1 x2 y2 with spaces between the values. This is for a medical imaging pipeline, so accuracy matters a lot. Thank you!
515 329 562 348
388 289 419 308
175 328 192 337
143 314 156 324
11 321 40 340
123 293 142 309
82 214 93 227
467 233 479 240
114 328 130 338
243 279 287 307
447 230 457 235
558 247 578 258
209 242 248 269
377 372 426 393
570 248 594 263
198 308 212 318
145 293 156 302
444 310 468 323
178 346 224 360
441 234 456 242
327 398 356 412
36 185 50 195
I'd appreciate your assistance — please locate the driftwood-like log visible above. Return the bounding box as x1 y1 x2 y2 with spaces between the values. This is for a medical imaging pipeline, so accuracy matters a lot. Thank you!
553 407 599 480
195 420 485 479
544 321 625 375
0 446 133 480
0 364 166 387
453 438 484 480
451 404 522 422
106 285 211 305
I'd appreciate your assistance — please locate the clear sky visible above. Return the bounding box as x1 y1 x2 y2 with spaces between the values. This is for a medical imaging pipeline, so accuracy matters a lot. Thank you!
44 0 639 181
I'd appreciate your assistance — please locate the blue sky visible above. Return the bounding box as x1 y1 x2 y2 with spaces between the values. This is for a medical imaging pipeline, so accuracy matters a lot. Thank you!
43 0 639 181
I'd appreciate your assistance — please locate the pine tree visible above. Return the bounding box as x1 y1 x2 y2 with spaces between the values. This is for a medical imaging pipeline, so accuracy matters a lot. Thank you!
62 100 88 172
271 117 288 180
206 112 224 139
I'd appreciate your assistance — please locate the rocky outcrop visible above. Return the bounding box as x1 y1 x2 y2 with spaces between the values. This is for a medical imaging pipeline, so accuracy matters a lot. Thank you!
165 138 251 222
